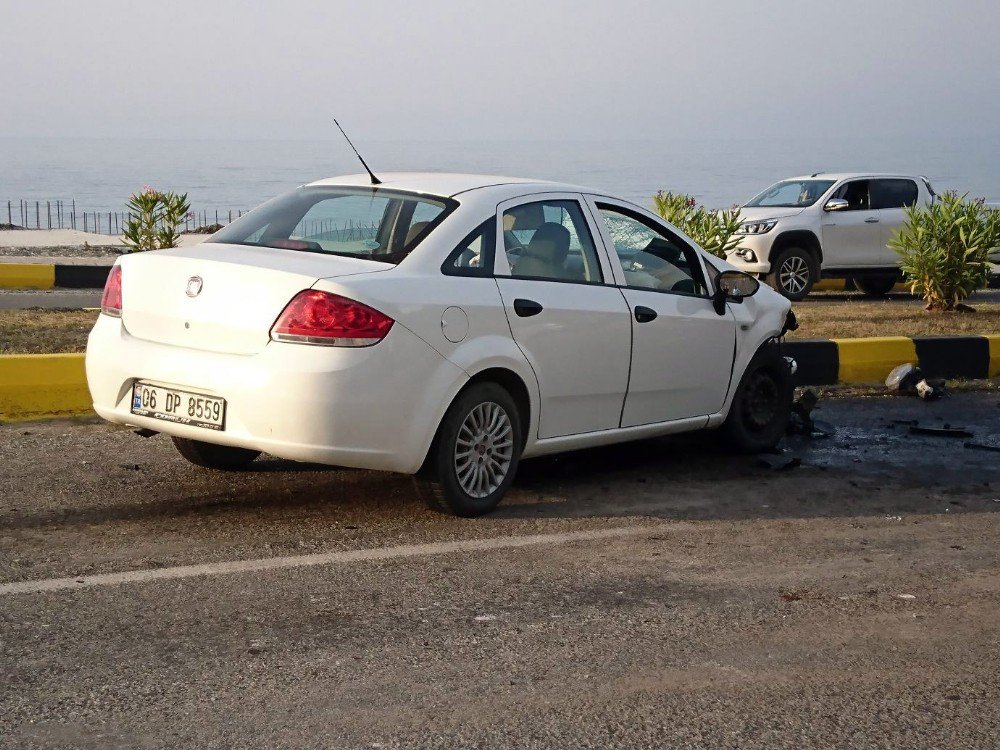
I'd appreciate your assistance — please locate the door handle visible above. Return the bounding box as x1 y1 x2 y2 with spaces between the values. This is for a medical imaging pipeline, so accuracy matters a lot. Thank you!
634 306 657 323
864 217 880 223
513 298 543 317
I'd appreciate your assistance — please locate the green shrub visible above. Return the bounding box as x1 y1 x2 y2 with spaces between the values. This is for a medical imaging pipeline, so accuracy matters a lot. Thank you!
122 186 191 252
889 192 1000 311
651 191 742 259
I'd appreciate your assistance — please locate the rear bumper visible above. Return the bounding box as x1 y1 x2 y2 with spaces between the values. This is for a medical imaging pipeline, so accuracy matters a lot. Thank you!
85 315 467 473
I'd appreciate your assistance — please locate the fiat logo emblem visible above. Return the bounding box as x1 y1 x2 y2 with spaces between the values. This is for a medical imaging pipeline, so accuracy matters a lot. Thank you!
185 276 203 298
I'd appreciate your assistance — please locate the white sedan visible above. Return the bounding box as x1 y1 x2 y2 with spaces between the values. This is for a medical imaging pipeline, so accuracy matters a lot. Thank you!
87 173 795 516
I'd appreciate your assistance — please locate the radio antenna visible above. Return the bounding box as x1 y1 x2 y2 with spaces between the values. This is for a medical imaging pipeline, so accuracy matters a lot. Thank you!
333 118 381 185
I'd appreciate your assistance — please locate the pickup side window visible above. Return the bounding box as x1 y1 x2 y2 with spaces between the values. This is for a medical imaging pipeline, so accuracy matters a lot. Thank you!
872 179 919 209
831 180 872 211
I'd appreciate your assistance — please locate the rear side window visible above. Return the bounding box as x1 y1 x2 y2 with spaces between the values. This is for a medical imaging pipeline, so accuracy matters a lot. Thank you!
442 219 496 277
503 200 604 283
872 179 919 209
208 186 456 264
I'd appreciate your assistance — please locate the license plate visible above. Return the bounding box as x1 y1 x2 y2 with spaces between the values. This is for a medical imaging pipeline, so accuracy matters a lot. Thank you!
131 382 226 431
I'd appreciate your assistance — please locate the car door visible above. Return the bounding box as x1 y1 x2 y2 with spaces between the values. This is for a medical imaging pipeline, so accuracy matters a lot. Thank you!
871 178 920 265
493 194 632 439
821 179 882 267
586 197 737 427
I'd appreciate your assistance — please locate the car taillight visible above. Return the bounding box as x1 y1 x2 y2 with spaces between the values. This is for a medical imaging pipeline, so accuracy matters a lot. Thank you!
270 290 394 347
101 265 122 317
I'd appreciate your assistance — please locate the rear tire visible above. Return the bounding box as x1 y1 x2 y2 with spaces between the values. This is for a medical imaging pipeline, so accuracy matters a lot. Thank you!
722 344 793 453
172 437 261 471
767 247 817 300
417 382 522 517
854 274 897 297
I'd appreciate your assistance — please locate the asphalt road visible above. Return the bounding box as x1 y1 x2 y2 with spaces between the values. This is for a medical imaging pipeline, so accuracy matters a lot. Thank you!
2 393 999 748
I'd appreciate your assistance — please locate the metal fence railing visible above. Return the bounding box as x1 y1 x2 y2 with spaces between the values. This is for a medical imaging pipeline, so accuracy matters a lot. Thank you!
2 200 249 235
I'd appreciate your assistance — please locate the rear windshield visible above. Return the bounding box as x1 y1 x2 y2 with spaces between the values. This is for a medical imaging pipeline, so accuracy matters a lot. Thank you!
208 186 456 263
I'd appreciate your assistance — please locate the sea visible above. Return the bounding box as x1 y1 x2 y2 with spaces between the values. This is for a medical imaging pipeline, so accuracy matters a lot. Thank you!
2 135 998 219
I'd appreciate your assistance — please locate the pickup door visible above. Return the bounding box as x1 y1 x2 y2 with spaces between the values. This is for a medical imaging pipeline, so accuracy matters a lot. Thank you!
821 179 885 267
872 178 921 258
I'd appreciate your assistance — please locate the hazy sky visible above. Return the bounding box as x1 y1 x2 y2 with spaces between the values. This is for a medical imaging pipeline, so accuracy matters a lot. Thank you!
2 0 999 142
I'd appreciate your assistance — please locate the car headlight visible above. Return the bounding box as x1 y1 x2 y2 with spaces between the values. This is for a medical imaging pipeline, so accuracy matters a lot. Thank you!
738 219 778 235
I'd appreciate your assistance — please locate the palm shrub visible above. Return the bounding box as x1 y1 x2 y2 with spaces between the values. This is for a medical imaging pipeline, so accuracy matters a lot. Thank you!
122 186 191 252
889 192 1000 311
652 191 742 258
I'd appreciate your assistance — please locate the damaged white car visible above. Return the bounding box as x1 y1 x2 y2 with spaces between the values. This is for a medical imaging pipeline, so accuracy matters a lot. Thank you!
87 173 795 516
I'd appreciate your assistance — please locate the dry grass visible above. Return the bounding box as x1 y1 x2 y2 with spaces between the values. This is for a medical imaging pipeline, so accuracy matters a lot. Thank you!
0 309 99 354
788 298 1000 340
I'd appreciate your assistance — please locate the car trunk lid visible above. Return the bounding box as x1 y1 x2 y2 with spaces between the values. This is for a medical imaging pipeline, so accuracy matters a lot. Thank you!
119 243 391 355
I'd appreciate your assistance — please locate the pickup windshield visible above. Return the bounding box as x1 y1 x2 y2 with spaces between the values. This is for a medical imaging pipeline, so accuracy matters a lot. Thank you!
208 186 456 263
745 179 835 208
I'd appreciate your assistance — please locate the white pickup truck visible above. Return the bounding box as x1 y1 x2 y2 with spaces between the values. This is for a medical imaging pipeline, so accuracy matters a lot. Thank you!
726 173 936 299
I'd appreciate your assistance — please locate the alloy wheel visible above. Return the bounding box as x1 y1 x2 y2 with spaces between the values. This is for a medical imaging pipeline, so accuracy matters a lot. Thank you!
454 401 514 498
779 256 810 295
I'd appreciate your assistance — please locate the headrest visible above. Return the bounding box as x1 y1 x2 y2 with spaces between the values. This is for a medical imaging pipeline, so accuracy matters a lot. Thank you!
405 221 429 245
505 203 546 231
525 222 571 261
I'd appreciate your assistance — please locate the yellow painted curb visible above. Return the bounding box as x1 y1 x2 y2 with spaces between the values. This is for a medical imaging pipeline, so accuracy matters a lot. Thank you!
812 279 846 292
834 337 917 384
0 354 92 422
987 335 1000 378
0 263 55 290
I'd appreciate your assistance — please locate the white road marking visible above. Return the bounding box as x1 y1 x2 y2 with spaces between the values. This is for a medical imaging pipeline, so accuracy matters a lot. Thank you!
0 524 670 596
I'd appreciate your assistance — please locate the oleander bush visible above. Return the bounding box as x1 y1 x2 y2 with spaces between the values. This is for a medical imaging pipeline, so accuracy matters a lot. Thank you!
652 191 742 259
122 186 191 252
889 191 1000 311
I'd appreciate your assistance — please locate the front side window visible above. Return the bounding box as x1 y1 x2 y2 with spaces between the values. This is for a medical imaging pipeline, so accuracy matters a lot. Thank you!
597 205 707 295
872 179 919 209
745 179 835 208
208 186 455 263
503 200 603 283
831 180 872 211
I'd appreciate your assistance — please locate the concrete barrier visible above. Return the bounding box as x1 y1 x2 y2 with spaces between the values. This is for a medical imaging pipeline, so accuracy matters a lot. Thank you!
0 264 111 290
0 354 91 422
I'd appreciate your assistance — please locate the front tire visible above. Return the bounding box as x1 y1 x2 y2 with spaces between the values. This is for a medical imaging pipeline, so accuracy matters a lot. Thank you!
419 382 522 517
722 344 793 453
172 437 261 470
767 247 817 300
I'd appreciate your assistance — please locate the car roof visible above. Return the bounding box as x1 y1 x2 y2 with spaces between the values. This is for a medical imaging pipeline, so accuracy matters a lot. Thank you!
305 172 595 198
785 172 922 182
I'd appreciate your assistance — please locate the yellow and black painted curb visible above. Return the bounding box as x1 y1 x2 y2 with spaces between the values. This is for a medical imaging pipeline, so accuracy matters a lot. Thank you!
0 353 91 422
2 336 998 423
784 335 1000 386
0 263 112 289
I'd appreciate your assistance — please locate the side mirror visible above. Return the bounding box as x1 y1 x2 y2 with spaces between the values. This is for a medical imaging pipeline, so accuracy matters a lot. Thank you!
824 198 849 212
713 270 760 314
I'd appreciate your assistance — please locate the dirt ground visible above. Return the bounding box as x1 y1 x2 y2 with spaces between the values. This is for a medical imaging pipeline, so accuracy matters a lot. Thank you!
1 392 999 748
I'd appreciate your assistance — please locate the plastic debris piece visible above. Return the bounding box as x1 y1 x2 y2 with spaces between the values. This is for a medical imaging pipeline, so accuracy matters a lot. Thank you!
896 594 916 600
757 454 802 471
909 425 973 438
886 363 922 392
964 441 1000 453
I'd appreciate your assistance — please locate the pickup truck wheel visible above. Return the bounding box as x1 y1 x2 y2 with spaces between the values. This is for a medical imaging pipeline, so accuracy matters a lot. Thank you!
722 344 793 453
767 247 816 300
854 275 897 297
172 437 261 470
